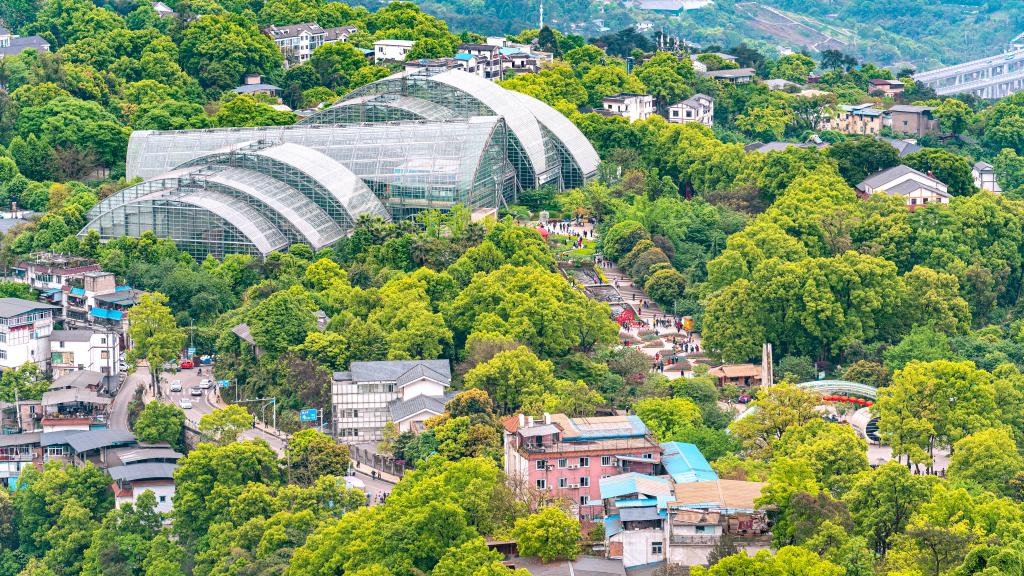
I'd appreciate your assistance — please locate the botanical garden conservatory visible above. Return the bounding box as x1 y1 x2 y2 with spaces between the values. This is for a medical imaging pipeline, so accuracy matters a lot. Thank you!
79 68 601 259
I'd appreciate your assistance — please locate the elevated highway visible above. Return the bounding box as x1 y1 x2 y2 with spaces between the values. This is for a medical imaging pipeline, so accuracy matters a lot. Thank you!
914 49 1024 98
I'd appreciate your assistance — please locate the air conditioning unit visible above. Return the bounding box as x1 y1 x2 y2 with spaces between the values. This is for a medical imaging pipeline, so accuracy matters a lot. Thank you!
569 483 580 488
567 465 578 470
546 465 554 470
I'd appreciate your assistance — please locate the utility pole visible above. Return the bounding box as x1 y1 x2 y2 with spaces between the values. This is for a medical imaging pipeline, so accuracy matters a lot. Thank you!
14 386 22 432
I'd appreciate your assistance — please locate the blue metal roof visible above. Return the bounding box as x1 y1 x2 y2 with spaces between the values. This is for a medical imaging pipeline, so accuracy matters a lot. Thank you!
660 442 718 483
605 514 623 537
454 53 473 61
599 472 674 508
615 498 658 508
70 287 85 296
115 285 132 292
90 307 123 320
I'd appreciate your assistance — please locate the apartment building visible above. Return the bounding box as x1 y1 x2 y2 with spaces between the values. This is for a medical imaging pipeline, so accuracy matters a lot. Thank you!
503 413 662 520
868 78 905 97
602 93 656 122
666 93 713 126
823 103 885 135
0 298 60 370
332 359 453 441
457 44 506 79
262 23 359 66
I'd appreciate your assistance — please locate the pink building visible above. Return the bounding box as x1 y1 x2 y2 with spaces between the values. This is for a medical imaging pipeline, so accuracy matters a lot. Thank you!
503 413 662 521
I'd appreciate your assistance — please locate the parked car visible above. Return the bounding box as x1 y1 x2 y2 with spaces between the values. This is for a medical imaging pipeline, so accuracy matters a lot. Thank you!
199 379 212 389
169 380 182 392
118 361 128 372
178 399 193 409
189 386 203 397
199 355 213 365
180 359 194 369
737 393 752 404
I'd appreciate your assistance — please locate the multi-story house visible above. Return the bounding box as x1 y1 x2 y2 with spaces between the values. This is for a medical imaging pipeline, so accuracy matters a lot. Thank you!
64 272 142 346
40 370 112 431
0 298 60 370
602 93 656 122
856 164 951 208
457 43 505 79
332 359 453 441
0 432 42 489
600 442 770 569
887 105 940 137
50 328 120 381
503 413 663 521
973 161 1002 193
262 23 359 66
666 94 713 126
8 253 102 306
263 23 326 65
373 39 415 63
704 68 755 84
822 103 885 135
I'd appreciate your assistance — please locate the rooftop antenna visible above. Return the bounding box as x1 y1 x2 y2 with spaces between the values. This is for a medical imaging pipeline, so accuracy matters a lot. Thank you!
539 0 544 29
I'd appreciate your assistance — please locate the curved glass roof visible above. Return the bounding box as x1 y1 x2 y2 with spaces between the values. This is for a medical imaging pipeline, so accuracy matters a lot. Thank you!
298 94 457 125
508 91 601 177
175 190 288 254
189 165 342 249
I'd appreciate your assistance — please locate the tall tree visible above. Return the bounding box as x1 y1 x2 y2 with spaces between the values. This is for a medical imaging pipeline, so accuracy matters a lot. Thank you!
127 292 182 399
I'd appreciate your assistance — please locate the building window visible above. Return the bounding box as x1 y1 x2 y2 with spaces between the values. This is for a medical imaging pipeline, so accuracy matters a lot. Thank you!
0 350 7 359
695 525 709 533
558 477 568 488
601 456 612 466
557 458 567 468
652 542 663 555
580 495 589 506
643 453 653 460
579 457 589 468
580 476 589 487
159 495 167 503
46 446 64 457
342 409 359 418
536 479 546 489
536 460 547 470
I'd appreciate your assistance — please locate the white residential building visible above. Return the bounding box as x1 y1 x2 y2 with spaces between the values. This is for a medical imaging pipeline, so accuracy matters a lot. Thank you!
49 328 120 380
9 253 102 306
457 44 505 79
667 93 713 126
0 299 60 370
64 272 142 346
602 93 656 122
373 39 415 63
151 1 175 17
262 23 359 66
332 359 453 441
856 165 951 208
973 161 1002 193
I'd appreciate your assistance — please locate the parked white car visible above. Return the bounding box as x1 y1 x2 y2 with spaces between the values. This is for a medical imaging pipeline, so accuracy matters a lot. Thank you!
178 399 193 409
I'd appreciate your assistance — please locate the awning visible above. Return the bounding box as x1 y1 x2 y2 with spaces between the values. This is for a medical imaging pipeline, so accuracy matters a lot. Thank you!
42 288 61 295
518 424 560 438
90 308 124 321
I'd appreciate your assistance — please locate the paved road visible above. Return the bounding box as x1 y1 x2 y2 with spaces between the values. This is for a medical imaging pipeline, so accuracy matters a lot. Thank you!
108 361 286 454
158 365 287 454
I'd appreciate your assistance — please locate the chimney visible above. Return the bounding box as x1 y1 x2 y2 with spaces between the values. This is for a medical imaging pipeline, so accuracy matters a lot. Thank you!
518 413 525 427
527 415 534 427
543 412 551 425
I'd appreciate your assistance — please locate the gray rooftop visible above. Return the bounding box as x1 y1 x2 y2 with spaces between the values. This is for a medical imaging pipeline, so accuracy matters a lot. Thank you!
50 370 105 390
706 68 755 78
0 35 50 57
508 555 626 576
41 429 135 453
889 104 934 113
232 323 256 345
620 506 663 522
343 359 451 384
0 297 59 318
107 462 179 482
232 83 281 94
111 445 183 465
388 393 453 422
881 137 922 157
0 432 41 447
395 364 451 388
50 329 102 343
856 164 933 192
974 161 994 171
41 387 112 407
882 179 951 198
